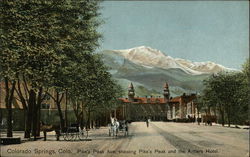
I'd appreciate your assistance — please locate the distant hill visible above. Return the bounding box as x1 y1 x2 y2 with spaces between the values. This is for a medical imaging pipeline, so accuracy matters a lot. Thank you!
100 46 235 97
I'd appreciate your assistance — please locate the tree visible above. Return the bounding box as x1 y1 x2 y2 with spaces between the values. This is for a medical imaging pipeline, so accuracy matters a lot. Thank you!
233 59 250 124
1 0 123 138
0 0 26 137
1 0 63 138
68 54 123 129
203 63 249 126
44 0 103 129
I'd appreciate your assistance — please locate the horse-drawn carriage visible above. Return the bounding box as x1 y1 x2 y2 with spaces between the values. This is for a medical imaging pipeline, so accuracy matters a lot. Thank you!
60 124 88 141
108 120 128 137
41 122 88 141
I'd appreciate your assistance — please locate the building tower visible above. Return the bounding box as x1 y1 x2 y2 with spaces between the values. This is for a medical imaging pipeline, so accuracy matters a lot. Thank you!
163 82 170 101
128 82 135 102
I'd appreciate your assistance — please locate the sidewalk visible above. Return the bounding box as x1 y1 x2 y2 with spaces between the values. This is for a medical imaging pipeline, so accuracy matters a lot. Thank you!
0 127 110 142
200 122 249 129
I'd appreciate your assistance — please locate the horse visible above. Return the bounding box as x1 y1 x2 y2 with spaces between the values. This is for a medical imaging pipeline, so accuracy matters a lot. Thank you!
109 120 119 137
40 121 60 141
202 115 217 126
119 120 129 136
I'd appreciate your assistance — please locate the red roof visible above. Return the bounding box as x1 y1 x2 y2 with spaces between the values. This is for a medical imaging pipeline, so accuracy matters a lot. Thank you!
119 97 167 104
119 94 195 104
119 98 130 103
169 96 181 103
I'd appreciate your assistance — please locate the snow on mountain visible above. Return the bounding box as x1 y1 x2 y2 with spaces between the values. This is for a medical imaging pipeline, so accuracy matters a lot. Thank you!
114 46 179 69
111 46 234 75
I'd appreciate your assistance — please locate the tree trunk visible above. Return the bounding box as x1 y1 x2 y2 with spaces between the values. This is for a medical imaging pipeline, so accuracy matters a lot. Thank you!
32 87 43 140
37 104 41 136
80 102 84 129
32 95 37 140
56 91 65 129
219 104 225 126
197 103 200 125
4 78 11 137
65 90 68 128
25 89 36 138
91 120 94 129
4 78 16 137
197 109 200 125
213 105 218 123
24 109 28 138
86 109 91 129
72 101 80 126
227 105 231 127
208 106 211 115
36 87 43 137
16 77 28 138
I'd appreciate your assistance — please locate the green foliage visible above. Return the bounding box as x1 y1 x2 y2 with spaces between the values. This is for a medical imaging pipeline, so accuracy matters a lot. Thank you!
0 0 61 87
202 60 249 125
1 0 122 128
69 54 124 112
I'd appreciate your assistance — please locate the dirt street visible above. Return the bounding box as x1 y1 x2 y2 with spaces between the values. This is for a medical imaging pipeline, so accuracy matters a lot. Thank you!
1 122 249 157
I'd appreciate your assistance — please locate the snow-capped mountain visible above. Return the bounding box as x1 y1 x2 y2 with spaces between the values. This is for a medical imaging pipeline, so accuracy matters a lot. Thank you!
113 46 234 75
100 46 236 97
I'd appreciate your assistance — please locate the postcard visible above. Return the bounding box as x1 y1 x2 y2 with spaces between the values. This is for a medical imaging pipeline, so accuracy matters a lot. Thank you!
0 1 249 157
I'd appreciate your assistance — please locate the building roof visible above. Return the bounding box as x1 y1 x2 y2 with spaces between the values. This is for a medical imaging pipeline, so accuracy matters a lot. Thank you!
119 97 167 104
119 94 196 104
169 96 181 103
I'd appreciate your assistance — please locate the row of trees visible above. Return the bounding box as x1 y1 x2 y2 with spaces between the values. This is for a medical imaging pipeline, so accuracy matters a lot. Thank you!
0 0 122 138
199 60 249 126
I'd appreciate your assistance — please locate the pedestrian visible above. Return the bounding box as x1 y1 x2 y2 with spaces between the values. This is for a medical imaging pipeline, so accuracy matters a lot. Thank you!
146 118 149 128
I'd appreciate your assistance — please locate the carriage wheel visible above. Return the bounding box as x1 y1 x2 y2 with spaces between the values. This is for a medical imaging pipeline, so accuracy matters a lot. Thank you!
73 132 79 141
78 132 84 140
79 130 88 140
63 133 68 141
66 132 75 141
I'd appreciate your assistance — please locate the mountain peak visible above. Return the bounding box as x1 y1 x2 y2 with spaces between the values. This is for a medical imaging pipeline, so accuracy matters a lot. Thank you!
115 46 167 59
105 46 234 75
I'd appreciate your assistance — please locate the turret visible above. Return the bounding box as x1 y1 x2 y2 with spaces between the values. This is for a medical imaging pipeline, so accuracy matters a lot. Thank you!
163 82 170 101
128 82 135 101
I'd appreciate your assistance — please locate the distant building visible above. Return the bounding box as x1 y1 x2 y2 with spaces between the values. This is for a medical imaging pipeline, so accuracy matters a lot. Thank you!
0 82 66 110
0 81 199 126
116 82 197 121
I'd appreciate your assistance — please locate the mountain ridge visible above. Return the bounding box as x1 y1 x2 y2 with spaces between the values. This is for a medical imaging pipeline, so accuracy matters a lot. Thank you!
111 46 235 75
100 46 235 97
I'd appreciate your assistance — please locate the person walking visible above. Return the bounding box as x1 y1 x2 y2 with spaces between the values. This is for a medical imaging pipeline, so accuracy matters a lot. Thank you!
146 118 149 128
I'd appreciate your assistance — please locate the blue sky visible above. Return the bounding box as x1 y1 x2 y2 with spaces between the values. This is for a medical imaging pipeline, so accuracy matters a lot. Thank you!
98 1 249 69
